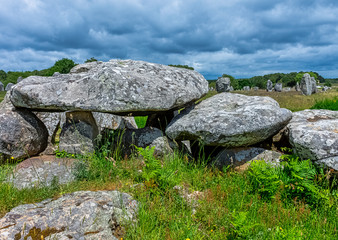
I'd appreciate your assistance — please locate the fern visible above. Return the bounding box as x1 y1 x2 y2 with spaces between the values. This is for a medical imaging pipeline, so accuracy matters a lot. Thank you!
135 146 162 183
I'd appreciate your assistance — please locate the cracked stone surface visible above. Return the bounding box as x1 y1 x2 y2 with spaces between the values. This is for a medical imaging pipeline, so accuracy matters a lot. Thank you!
286 109 338 170
166 93 292 147
10 59 208 115
0 190 138 240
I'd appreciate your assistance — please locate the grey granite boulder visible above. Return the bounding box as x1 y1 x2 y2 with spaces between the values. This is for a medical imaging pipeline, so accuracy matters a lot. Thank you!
286 109 338 170
5 82 14 91
216 77 232 93
92 112 138 132
274 83 282 92
166 93 292 147
59 111 99 154
6 155 77 189
35 112 62 154
0 92 48 160
243 86 250 91
123 127 178 156
266 80 273 92
300 73 317 95
0 82 4 91
211 147 282 169
10 59 208 115
0 190 138 240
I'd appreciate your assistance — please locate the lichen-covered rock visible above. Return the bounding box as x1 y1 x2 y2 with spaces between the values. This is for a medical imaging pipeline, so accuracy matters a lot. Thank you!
266 80 273 92
59 111 99 154
6 155 77 189
211 147 282 169
0 190 138 240
35 112 62 154
0 92 48 160
286 109 338 170
92 112 137 132
10 59 208 115
166 93 292 147
300 73 317 95
216 77 231 93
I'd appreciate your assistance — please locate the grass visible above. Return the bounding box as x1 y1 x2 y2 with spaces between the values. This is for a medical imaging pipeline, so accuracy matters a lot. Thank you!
0 91 6 102
0 147 337 239
311 97 338 111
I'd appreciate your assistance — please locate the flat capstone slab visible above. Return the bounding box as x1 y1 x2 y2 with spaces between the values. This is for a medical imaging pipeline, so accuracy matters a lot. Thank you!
10 59 209 115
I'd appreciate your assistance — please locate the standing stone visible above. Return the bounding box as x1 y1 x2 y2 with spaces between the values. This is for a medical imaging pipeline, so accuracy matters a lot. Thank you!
300 73 317 95
10 59 209 115
274 83 282 92
0 92 48 160
0 82 4 91
166 93 292 147
216 77 232 93
17 76 24 83
266 79 273 92
253 87 259 91
5 83 14 91
243 86 250 91
283 87 291 92
229 86 234 91
59 111 99 154
295 82 300 91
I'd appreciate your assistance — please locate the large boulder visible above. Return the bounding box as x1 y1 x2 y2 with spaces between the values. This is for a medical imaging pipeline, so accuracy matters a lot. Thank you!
300 73 317 95
266 79 273 92
59 111 99 154
286 109 338 170
166 93 292 147
216 77 232 93
10 59 208 115
0 190 138 240
0 92 48 160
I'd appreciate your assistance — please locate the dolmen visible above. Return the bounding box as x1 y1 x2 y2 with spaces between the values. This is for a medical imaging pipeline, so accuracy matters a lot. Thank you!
0 59 336 171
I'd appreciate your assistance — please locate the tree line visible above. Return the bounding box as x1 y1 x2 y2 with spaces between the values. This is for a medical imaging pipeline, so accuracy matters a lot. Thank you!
210 71 331 90
0 58 97 87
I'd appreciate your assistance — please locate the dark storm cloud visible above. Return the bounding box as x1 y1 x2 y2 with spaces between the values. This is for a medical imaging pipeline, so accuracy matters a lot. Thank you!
0 0 337 78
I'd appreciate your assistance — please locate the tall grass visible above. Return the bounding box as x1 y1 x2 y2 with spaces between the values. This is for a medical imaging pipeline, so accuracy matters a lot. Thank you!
311 97 338 111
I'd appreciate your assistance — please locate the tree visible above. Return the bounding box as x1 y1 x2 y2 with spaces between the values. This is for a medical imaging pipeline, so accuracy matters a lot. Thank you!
46 58 76 76
85 57 98 63
222 73 239 90
0 70 6 82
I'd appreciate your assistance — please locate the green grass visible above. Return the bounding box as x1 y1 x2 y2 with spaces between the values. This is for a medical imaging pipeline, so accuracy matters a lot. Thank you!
0 148 337 239
0 91 6 102
311 97 338 111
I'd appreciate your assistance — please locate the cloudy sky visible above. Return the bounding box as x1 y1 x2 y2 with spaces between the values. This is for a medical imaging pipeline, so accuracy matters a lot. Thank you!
1 0 337 79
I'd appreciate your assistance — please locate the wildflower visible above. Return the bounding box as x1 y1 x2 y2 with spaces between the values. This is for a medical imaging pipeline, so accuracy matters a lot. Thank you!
11 156 14 160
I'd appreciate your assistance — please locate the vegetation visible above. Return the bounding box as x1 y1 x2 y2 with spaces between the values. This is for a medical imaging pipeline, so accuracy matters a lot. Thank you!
85 57 98 63
168 64 194 70
0 145 337 239
311 97 338 111
0 58 77 87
